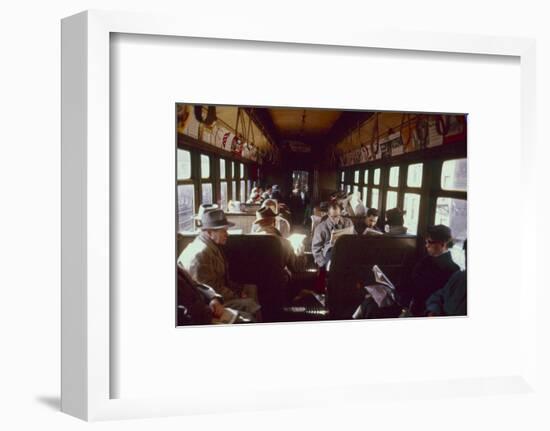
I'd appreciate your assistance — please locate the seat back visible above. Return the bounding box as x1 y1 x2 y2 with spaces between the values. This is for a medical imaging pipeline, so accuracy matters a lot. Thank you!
327 235 418 319
223 234 287 320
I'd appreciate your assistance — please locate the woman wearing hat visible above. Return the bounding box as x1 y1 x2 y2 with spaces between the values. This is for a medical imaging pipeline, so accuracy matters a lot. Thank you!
178 208 261 317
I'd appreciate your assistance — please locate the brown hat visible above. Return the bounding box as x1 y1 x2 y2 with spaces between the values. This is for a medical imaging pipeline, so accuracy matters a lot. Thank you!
199 208 235 230
253 207 277 225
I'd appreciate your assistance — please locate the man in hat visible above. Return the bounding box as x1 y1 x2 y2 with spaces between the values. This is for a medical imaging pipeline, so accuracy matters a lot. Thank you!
178 208 261 316
251 198 291 237
311 201 354 268
270 184 284 203
252 206 299 273
407 224 460 316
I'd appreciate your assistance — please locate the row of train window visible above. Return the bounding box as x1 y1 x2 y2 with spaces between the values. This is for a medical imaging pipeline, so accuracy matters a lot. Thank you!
176 148 467 269
177 149 253 232
339 159 467 269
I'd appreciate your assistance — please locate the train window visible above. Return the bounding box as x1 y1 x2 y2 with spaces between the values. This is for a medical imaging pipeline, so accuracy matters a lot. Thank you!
363 170 369 184
441 158 467 191
177 149 191 180
371 188 380 208
407 163 423 187
200 154 210 179
386 191 398 209
340 171 344 183
220 159 226 179
354 170 360 183
388 166 399 187
240 163 244 179
201 183 213 205
403 193 421 235
373 168 380 185
230 161 234 178
347 185 352 194
435 197 467 269
362 187 368 206
231 180 237 200
177 184 195 232
240 180 245 200
220 181 228 210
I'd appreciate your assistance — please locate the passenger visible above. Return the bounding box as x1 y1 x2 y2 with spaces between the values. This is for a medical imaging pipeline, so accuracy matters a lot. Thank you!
251 198 291 237
270 184 284 202
252 206 299 273
384 207 408 235
178 208 261 317
408 225 460 316
288 186 304 225
246 187 262 204
311 201 354 268
426 240 467 316
355 208 382 234
260 185 272 202
177 265 253 325
310 201 328 234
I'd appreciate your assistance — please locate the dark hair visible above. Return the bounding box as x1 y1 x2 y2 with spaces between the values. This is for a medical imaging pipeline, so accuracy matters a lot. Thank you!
386 208 405 226
366 208 379 217
327 201 343 211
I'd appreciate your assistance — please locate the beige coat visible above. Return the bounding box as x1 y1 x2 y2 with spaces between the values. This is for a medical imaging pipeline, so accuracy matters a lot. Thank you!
177 232 237 300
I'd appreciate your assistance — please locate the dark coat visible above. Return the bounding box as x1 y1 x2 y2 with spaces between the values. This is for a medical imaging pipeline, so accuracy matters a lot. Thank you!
177 266 222 325
426 270 467 316
408 251 460 316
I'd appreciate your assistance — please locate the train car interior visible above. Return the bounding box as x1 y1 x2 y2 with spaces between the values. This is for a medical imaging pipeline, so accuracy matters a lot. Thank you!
176 104 467 325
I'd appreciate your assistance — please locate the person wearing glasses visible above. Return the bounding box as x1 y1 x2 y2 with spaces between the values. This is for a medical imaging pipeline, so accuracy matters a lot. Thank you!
407 224 460 316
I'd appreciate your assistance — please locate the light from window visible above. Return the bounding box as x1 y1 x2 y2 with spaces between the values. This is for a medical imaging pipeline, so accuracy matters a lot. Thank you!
371 188 379 208
220 181 228 210
177 184 195 232
201 183 213 205
353 185 359 194
240 163 245 179
220 159 226 179
341 171 344 182
232 181 237 200
240 180 245 201
403 193 421 235
177 149 191 180
364 170 368 184
374 168 380 185
435 197 467 269
407 163 423 187
362 187 368 206
354 170 359 183
441 158 467 191
228 161 233 178
389 166 399 187
347 185 352 194
340 183 345 191
200 154 210 179
386 191 398 209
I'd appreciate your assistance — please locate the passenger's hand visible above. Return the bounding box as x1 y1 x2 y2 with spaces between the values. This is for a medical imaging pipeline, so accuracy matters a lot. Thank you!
209 300 225 318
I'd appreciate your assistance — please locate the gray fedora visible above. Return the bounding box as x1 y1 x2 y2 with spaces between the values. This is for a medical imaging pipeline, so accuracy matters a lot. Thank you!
199 208 235 230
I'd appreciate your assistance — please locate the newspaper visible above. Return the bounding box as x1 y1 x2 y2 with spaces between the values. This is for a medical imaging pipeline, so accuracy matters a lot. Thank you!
364 265 397 307
330 225 355 245
363 227 383 236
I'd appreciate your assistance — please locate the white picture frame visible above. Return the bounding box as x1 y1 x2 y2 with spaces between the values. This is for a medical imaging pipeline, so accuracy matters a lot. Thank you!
61 9 541 422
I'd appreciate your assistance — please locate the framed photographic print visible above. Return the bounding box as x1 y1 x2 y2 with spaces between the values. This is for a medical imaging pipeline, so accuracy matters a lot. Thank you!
62 9 541 422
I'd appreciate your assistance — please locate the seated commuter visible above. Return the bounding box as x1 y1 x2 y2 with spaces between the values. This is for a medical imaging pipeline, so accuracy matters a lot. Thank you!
260 185 272 203
330 190 353 216
252 206 299 273
251 198 291 237
270 184 284 202
177 265 254 325
408 225 460 316
311 201 354 268
178 208 261 317
355 207 382 234
384 207 409 235
246 187 263 204
311 201 328 234
426 240 467 316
